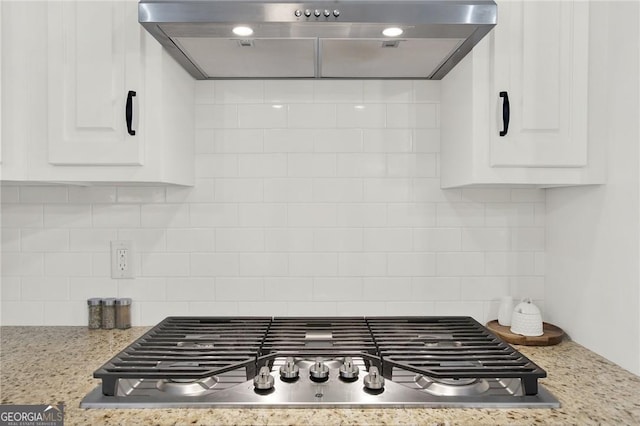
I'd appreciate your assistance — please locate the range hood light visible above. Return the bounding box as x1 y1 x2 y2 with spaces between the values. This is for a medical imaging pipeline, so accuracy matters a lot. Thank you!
232 26 254 36
382 27 403 37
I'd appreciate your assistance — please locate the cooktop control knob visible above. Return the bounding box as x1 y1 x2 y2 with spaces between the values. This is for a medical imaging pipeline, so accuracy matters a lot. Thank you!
323 9 331 17
253 366 275 391
294 10 302 17
333 9 340 17
314 9 321 17
309 358 329 381
339 357 359 380
279 357 300 380
304 9 311 17
363 366 385 391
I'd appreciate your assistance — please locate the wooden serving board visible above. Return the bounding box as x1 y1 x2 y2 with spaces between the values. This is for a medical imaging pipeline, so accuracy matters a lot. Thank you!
486 320 565 346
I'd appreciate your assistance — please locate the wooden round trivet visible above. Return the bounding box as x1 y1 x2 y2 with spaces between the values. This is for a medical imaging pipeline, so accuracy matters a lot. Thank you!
486 320 565 346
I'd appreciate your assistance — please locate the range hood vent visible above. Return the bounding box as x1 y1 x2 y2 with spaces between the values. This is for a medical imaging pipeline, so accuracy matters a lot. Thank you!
139 1 497 80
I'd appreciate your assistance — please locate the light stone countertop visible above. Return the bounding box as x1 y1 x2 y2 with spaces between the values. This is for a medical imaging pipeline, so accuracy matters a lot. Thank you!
1 326 639 425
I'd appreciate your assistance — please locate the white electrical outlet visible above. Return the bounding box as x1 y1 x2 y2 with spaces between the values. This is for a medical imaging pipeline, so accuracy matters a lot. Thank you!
111 241 134 279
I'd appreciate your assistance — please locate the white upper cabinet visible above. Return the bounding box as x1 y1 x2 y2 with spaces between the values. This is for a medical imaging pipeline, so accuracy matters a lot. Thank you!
441 0 602 188
1 0 195 185
47 1 143 165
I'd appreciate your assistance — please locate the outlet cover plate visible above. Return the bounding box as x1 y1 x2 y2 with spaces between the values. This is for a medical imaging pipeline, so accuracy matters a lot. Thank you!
111 241 134 279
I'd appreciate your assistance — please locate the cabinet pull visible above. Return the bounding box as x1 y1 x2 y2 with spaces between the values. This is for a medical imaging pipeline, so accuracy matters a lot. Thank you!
126 90 136 136
499 91 510 137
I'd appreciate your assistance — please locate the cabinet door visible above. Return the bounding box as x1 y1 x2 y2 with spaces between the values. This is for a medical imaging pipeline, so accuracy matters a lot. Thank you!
490 0 588 167
47 0 143 165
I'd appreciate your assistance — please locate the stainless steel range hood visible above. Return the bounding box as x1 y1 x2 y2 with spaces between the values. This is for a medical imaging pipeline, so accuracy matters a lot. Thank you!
139 0 497 80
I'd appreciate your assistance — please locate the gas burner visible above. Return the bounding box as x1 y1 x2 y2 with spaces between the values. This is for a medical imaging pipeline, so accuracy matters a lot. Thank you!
156 376 219 396
414 375 490 397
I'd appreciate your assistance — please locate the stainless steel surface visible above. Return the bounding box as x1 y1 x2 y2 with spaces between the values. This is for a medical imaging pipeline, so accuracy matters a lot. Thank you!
81 360 561 408
279 357 300 380
338 357 359 380
81 316 561 409
363 366 385 391
138 0 497 79
253 366 275 390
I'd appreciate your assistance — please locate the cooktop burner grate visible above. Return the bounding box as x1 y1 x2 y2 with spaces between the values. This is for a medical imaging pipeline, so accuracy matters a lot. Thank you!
92 316 549 399
366 316 547 395
93 317 271 396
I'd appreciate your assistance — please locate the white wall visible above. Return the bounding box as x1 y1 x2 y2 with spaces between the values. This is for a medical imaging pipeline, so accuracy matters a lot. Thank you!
0 80 545 326
546 1 640 375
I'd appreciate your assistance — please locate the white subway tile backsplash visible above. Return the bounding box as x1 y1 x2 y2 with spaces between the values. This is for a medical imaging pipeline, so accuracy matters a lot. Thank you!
214 179 264 202
239 204 287 227
70 229 118 252
288 204 336 227
314 81 363 103
313 277 362 301
265 229 314 252
336 154 386 178
117 187 166 203
485 252 536 276
288 154 337 177
362 277 412 301
1 80 546 325
239 253 288 276
363 81 413 103
2 253 43 276
93 205 140 228
216 278 264 301
313 228 363 252
21 276 69 300
413 228 461 251
313 179 363 202
196 104 238 129
265 130 314 153
238 155 287 178
461 228 510 251
336 104 386 128
190 204 238 227
166 278 214 301
289 253 338 276
142 253 190 276
362 129 413 153
1 186 20 203
288 104 336 128
388 253 436 276
191 253 239 277
213 80 264 104
166 229 215 252
1 302 45 325
265 80 314 103
364 228 412 252
196 154 239 178
264 278 313 301
511 228 545 251
238 104 287 129
21 229 69 252
1 277 21 300
117 229 166 252
216 229 265 252
460 277 510 301
264 179 313 202
338 253 387 277
313 129 363 153
411 277 461 301
20 186 68 203
3 205 44 228
45 253 92 276
68 187 117 204
68 277 118 300
1 229 21 252
336 204 387 227
364 179 411 202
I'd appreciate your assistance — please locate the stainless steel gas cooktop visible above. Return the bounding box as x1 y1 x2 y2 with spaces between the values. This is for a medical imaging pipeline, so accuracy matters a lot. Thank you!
81 316 560 409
